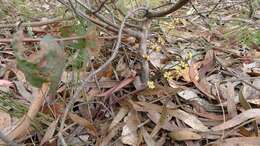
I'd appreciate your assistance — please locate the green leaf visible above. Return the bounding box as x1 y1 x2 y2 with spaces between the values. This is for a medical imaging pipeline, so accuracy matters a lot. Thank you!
16 58 47 87
39 35 66 94
13 33 66 94
252 30 260 45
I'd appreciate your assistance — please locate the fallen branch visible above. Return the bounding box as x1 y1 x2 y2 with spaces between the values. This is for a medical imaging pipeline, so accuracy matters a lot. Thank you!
0 35 117 43
139 20 150 83
146 0 190 18
0 17 70 29
58 7 146 142
7 83 49 140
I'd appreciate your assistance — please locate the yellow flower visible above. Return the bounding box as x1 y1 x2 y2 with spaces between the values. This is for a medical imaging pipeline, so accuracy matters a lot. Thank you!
158 36 165 46
164 71 173 81
143 54 150 61
147 81 155 89
188 51 193 59
180 61 188 68
174 65 182 79
150 42 161 52
173 18 181 24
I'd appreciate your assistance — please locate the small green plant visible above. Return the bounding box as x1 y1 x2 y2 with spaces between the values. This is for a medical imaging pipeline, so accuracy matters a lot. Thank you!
12 31 66 95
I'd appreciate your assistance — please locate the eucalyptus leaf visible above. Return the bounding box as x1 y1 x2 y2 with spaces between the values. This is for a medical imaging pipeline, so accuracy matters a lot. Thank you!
39 35 66 95
13 33 66 94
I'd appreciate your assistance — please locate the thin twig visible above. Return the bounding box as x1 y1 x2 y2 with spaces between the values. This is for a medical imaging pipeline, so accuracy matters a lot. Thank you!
189 1 211 29
0 35 117 43
57 0 141 38
146 0 190 18
58 7 146 140
139 20 150 83
0 17 69 29
92 0 109 14
208 0 223 16
214 83 225 140
58 133 68 146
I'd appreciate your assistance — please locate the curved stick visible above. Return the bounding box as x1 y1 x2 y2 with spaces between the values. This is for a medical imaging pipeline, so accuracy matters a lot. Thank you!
7 83 49 140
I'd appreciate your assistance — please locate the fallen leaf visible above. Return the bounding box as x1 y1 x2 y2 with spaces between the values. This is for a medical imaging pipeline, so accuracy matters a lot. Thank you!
147 111 178 131
121 110 140 146
40 118 59 146
116 57 132 77
141 127 156 146
68 112 97 136
213 137 260 146
212 109 260 131
14 81 34 102
181 67 191 82
132 102 209 132
85 24 102 58
97 72 136 97
42 103 65 117
189 51 215 99
151 104 169 137
99 123 123 146
242 79 260 99
149 51 166 69
178 89 199 100
0 80 12 87
0 110 11 130
109 107 129 130
169 129 201 141
170 109 209 132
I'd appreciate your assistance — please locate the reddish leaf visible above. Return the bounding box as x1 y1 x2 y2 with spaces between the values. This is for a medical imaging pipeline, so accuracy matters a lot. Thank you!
68 112 97 136
96 72 136 97
189 50 216 99
0 79 12 87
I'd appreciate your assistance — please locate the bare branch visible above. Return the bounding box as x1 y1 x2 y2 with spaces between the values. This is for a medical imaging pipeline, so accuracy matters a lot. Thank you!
58 7 146 142
0 17 70 29
92 0 109 14
58 0 141 37
146 0 190 18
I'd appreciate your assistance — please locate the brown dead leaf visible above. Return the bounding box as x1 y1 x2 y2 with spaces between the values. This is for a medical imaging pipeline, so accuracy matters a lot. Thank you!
181 67 191 82
40 118 59 146
68 112 97 136
189 50 216 99
14 81 34 102
212 109 260 131
242 79 260 99
132 102 209 132
97 64 113 78
149 51 166 69
109 107 129 130
0 79 12 87
141 127 156 146
97 72 136 97
121 110 140 146
0 110 11 130
170 108 209 132
138 84 181 97
99 123 123 146
147 111 178 131
42 103 65 117
212 137 260 146
169 129 201 141
116 57 132 77
85 25 102 58
151 105 169 137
